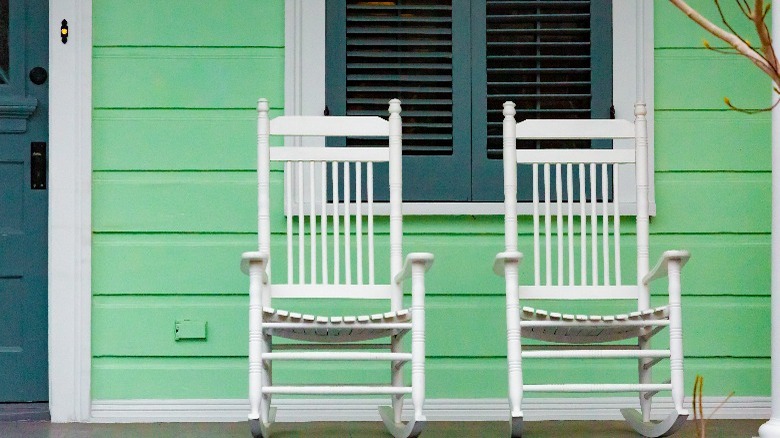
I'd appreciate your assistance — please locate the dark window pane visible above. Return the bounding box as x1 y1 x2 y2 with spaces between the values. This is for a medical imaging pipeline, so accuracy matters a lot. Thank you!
0 0 8 84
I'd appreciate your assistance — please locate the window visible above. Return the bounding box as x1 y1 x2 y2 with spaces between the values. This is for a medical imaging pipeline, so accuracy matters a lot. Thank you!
284 0 654 214
326 0 612 202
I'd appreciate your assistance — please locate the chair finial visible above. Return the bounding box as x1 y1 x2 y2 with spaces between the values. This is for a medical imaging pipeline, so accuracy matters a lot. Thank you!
388 98 402 115
503 101 516 116
258 98 269 112
634 102 647 117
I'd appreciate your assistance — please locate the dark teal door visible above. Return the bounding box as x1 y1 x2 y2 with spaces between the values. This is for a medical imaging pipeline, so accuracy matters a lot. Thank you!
0 0 48 402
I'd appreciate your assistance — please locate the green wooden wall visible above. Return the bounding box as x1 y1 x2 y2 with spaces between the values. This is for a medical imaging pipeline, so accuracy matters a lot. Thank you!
91 0 771 400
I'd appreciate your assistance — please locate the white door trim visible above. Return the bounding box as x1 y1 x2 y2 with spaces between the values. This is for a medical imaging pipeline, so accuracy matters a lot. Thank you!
48 0 92 422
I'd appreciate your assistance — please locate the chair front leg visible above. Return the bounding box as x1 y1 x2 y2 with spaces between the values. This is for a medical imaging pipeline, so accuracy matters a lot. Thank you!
504 260 523 422
410 260 427 422
392 333 404 424
667 259 686 414
261 333 272 424
248 262 264 423
638 329 652 422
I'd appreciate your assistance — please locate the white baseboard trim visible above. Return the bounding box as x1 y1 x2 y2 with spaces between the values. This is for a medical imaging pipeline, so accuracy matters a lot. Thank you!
90 397 770 423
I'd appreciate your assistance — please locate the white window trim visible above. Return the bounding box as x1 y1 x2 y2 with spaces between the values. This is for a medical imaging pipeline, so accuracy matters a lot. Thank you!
284 0 655 216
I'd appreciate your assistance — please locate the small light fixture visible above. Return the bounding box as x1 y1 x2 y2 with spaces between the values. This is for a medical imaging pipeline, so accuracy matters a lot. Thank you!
61 20 68 44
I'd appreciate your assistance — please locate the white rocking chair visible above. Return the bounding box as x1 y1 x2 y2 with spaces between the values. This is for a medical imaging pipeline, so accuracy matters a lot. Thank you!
243 98 432 438
494 102 689 437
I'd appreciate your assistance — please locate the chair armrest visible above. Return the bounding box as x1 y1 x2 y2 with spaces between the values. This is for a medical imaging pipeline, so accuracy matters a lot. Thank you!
493 251 523 276
642 250 691 285
393 252 434 284
241 251 269 284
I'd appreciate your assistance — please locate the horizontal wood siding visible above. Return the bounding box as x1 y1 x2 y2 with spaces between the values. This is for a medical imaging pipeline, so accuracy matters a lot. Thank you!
91 357 768 399
90 0 286 401
92 295 768 358
90 0 771 401
93 233 769 296
653 0 771 398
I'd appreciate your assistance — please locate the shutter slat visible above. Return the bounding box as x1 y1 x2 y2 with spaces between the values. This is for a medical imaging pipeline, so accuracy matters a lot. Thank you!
487 28 589 34
487 68 591 73
348 51 453 59
348 63 452 70
347 5 452 11
498 94 592 99
491 81 590 87
348 39 452 46
348 110 452 117
486 55 590 60
347 28 452 35
348 98 452 105
347 17 452 23
487 41 591 47
350 86 452 93
487 14 590 22
348 74 451 82
489 1 590 6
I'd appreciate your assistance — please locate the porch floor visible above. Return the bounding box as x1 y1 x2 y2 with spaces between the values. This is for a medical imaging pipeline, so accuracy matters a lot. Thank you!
0 419 765 437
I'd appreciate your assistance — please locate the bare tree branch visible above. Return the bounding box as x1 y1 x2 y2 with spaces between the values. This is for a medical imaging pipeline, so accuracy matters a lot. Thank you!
715 0 754 51
704 38 745 55
752 0 778 72
736 0 752 19
725 96 780 113
668 0 780 87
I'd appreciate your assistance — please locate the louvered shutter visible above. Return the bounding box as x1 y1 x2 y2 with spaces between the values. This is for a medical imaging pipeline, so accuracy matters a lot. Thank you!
485 0 611 154
327 0 471 201
343 1 453 155
472 0 612 201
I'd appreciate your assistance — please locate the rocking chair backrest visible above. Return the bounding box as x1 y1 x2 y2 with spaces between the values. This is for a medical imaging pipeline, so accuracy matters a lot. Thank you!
256 99 404 306
503 102 651 308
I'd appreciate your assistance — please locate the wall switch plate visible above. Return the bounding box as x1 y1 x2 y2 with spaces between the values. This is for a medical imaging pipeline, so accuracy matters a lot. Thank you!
175 320 207 341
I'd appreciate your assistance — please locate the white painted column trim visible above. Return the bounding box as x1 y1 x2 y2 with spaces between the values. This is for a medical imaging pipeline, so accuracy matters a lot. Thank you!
759 3 780 436
48 0 92 422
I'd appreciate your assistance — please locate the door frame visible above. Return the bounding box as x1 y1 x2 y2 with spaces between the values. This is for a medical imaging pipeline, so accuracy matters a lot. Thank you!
48 0 92 422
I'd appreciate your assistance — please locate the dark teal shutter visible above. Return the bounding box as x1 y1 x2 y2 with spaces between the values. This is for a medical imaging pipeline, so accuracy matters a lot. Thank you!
327 0 471 201
472 0 612 201
327 0 612 202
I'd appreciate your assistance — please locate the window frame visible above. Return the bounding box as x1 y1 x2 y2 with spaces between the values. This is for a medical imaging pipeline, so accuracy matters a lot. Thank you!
283 0 655 215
